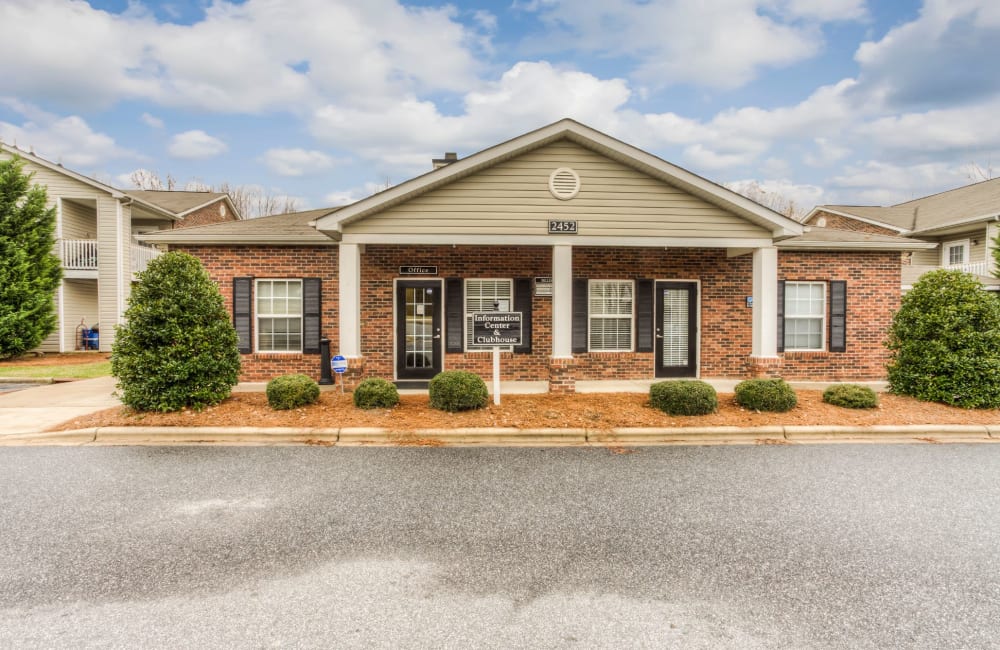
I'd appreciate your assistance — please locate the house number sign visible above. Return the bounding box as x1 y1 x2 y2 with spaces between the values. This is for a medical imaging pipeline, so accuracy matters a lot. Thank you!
399 266 438 275
548 220 578 234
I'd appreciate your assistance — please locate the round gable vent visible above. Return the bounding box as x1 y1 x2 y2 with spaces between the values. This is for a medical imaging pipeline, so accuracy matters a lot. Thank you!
548 167 581 200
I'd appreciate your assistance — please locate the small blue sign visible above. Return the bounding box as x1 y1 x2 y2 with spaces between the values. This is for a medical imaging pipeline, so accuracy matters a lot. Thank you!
331 355 348 374
746 296 753 308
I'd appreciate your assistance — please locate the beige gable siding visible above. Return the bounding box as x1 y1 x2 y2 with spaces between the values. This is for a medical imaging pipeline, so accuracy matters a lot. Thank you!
345 141 770 239
0 154 114 206
913 226 989 266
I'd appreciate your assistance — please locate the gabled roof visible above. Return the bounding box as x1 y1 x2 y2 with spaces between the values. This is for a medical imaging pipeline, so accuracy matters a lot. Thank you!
140 207 340 245
776 226 936 251
314 118 804 240
807 176 1000 235
122 190 241 220
1 142 126 199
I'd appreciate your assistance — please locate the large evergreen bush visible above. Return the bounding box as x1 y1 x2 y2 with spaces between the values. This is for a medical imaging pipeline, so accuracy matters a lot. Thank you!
649 380 718 415
353 377 400 409
886 269 1000 408
0 156 61 359
734 378 798 412
111 251 240 411
428 370 489 412
267 374 320 410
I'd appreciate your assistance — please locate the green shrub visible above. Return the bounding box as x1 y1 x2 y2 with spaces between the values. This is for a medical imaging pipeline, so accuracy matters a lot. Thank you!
823 384 878 409
266 374 320 410
886 269 1000 408
650 380 718 416
353 377 400 409
734 378 797 412
428 370 489 412
111 252 240 412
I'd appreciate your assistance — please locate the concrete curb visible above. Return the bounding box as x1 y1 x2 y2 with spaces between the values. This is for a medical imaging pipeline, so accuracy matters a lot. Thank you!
3 424 999 447
0 377 54 384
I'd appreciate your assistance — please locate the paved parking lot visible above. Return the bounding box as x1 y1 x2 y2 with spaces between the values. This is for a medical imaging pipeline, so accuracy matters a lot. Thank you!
1 444 998 648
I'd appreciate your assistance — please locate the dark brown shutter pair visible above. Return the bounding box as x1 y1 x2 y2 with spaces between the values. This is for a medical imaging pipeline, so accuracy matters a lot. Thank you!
572 279 654 353
776 280 846 353
233 277 322 354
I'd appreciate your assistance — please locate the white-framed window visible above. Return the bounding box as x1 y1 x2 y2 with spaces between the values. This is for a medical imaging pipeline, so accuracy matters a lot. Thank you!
942 239 970 266
465 279 513 350
589 280 634 352
784 281 826 351
256 279 303 353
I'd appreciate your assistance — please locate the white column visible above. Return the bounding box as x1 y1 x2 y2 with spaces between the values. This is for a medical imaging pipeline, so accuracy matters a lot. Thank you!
338 243 362 358
552 244 573 358
751 246 779 358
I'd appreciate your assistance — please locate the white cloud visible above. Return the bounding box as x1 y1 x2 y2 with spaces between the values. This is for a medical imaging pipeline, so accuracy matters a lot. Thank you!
324 182 389 206
0 99 134 166
140 112 164 129
516 0 860 89
727 177 827 215
827 160 972 205
260 148 337 176
0 0 488 113
168 130 228 160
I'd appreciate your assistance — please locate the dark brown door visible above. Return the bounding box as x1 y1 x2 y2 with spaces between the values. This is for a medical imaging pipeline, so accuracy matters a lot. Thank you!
655 281 697 378
396 280 443 381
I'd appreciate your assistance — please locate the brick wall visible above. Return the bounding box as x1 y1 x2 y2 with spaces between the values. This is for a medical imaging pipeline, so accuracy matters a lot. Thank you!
177 243 901 386
174 245 338 381
778 250 899 381
807 210 901 236
173 199 238 229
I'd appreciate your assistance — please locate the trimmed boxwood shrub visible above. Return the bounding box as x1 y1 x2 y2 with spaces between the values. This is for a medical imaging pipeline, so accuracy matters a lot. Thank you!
266 374 320 410
650 380 718 416
886 269 1000 408
823 383 878 409
111 251 240 412
353 377 400 409
734 378 797 412
428 370 489 412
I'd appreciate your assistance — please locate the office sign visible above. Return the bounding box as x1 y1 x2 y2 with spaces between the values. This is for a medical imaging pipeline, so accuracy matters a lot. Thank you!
399 265 437 275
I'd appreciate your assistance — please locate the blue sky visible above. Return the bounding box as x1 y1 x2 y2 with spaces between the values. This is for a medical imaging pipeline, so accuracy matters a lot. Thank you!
2 0 997 216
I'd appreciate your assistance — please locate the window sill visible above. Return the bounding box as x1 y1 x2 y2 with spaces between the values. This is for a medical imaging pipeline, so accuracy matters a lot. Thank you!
784 350 829 358
251 352 306 359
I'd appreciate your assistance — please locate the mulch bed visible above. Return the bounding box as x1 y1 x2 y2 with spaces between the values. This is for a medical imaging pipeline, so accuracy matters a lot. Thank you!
52 390 1000 431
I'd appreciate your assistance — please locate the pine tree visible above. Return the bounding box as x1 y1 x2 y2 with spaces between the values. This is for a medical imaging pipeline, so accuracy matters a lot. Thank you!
0 156 61 359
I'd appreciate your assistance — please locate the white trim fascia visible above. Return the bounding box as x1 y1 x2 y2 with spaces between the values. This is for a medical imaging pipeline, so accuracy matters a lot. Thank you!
339 233 775 248
910 213 1000 236
315 119 804 239
138 234 338 246
806 206 909 234
57 283 65 353
0 143 126 199
777 240 936 251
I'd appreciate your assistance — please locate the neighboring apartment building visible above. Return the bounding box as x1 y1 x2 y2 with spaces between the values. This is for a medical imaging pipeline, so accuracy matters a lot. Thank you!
0 143 240 352
804 178 1000 290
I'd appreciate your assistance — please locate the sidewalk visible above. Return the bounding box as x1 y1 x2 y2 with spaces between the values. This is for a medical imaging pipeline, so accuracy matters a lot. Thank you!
0 376 996 446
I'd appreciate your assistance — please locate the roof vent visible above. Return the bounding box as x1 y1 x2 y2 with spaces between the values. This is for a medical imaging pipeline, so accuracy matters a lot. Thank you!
432 152 459 169
549 167 580 200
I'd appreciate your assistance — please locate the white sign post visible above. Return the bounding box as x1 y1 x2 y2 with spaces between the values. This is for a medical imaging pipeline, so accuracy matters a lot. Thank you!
471 312 523 405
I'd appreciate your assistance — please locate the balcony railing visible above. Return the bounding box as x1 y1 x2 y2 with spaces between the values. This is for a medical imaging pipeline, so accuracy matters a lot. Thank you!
132 244 160 274
947 260 992 276
59 239 98 270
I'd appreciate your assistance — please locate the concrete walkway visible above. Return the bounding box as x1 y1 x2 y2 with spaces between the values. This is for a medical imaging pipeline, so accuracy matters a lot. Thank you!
0 376 119 435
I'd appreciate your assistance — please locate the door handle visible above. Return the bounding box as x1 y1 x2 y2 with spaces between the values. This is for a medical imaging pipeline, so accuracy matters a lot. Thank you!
655 335 663 339
432 334 441 339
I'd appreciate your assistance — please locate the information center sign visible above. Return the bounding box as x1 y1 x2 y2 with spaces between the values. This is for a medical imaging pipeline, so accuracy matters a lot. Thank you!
471 312 523 347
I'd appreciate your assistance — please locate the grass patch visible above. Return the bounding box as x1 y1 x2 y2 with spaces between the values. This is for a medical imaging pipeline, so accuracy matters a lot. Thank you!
0 361 111 379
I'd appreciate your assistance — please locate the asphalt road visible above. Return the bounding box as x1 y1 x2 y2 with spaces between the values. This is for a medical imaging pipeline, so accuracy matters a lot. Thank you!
1 445 999 649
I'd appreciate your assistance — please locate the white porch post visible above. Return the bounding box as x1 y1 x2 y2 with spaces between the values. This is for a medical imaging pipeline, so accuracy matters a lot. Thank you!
339 243 362 358
552 244 573 358
751 246 779 358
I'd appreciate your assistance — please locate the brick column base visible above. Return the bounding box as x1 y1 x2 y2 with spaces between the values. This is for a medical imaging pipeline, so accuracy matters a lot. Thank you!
746 355 784 378
548 357 576 394
340 356 366 391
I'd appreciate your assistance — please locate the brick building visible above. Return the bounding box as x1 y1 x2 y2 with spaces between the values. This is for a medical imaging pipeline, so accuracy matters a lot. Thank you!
145 120 932 392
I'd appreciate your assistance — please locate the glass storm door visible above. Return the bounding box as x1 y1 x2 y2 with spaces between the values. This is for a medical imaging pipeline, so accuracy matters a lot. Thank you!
395 280 442 381
655 281 697 377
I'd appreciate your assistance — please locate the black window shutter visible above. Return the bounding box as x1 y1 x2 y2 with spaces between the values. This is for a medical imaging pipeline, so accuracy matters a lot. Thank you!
233 277 252 354
829 280 847 353
302 278 322 354
572 278 588 353
514 278 532 354
635 279 654 353
776 280 785 353
445 278 464 353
